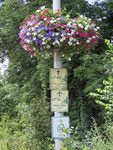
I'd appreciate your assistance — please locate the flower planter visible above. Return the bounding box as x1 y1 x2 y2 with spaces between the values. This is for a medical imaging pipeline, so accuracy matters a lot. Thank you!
19 6 100 56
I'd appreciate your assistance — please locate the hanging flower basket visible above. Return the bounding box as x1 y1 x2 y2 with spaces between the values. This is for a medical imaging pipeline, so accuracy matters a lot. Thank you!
18 6 100 56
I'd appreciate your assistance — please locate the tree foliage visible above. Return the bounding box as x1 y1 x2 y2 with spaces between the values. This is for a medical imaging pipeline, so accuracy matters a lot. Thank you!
0 0 113 148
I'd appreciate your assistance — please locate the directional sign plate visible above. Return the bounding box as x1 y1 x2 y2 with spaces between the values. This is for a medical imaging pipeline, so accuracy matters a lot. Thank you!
52 116 70 139
51 90 68 112
49 68 67 90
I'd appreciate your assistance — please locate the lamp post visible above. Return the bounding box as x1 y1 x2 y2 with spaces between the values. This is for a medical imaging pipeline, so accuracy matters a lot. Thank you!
53 1 63 150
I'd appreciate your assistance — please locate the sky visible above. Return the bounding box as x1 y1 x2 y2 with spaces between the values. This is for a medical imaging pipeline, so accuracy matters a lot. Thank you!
0 0 106 76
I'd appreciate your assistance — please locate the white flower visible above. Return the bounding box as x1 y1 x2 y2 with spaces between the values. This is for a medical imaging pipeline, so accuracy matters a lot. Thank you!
96 26 100 30
68 41 72 45
69 37 73 41
62 36 66 40
24 45 27 48
31 27 35 31
84 22 88 25
35 24 39 28
44 18 47 21
37 9 40 12
33 37 36 40
67 22 71 26
73 38 76 41
47 38 51 41
50 20 54 23
78 24 82 27
38 29 41 32
26 39 30 43
73 23 76 26
42 37 46 41
52 17 55 20
60 39 63 42
86 40 90 43
61 34 65 36
41 6 45 9
28 27 32 31
66 15 69 17
26 32 30 36
33 48 36 50
53 42 56 45
68 57 71 61
80 15 83 18
94 29 97 31
67 33 71 36
56 40 60 44
55 32 59 36
71 30 75 34
92 36 96 38
32 32 37 36
47 45 50 48
88 38 91 40
76 41 79 45
42 42 46 45
84 17 87 20
88 18 91 21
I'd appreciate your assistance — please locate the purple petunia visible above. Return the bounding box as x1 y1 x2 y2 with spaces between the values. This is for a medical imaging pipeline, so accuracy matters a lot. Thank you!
61 30 65 34
61 19 65 23
40 46 44 50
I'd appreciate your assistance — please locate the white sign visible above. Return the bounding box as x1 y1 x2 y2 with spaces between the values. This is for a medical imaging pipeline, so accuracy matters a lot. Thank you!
51 90 69 112
52 116 70 139
49 68 67 90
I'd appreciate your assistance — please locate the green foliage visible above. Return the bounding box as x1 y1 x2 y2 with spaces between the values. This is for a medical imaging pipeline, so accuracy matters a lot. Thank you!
0 0 113 149
89 40 113 116
60 118 113 150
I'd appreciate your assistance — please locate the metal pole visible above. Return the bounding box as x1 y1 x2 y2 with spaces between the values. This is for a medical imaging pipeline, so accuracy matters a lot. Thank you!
53 0 61 13
53 1 63 150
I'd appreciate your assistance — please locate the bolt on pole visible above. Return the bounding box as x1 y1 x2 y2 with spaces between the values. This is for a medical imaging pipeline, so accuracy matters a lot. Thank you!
53 1 63 150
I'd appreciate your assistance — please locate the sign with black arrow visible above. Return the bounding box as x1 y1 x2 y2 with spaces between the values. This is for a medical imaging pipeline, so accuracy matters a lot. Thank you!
51 90 69 112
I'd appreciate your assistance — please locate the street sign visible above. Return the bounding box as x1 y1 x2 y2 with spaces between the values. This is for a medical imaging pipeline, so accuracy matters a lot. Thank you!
49 68 67 90
52 116 70 139
51 90 68 112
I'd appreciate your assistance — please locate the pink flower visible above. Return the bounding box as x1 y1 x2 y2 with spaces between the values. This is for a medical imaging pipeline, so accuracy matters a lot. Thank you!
63 47 66 50
66 30 70 33
92 38 95 43
79 32 82 36
65 25 69 28
19 26 23 29
87 36 89 39
72 35 75 38
20 40 23 43
83 33 87 37
67 40 70 42
64 35 68 38
93 45 95 48
97 40 99 43
74 31 77 34
57 9 61 11
79 41 82 45
39 21 43 24
39 16 43 19
85 46 88 49
71 25 74 28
